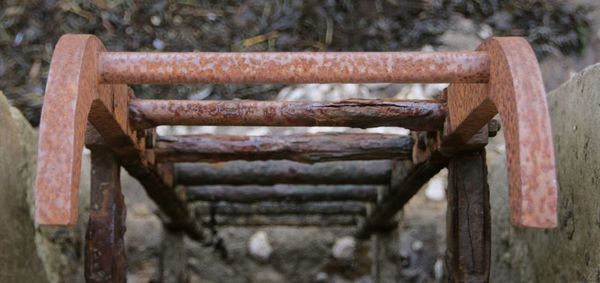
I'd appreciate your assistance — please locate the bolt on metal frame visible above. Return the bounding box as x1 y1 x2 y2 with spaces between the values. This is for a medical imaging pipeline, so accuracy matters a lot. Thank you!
34 34 557 283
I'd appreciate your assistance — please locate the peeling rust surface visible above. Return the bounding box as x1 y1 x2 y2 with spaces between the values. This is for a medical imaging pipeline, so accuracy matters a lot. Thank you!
446 37 557 228
99 52 490 84
155 133 414 163
129 99 446 130
35 34 110 226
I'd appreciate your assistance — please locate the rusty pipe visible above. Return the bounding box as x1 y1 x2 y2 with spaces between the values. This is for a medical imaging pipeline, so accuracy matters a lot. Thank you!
129 99 446 130
98 52 490 84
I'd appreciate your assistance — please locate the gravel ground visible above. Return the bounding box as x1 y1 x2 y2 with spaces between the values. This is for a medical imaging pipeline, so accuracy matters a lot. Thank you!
0 0 590 125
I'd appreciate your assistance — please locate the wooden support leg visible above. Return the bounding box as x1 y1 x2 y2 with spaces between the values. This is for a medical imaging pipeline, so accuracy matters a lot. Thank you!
446 150 490 283
85 148 127 283
160 228 187 283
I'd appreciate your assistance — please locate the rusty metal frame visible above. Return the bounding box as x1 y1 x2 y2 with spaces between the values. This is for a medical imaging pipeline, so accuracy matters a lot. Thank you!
34 34 558 282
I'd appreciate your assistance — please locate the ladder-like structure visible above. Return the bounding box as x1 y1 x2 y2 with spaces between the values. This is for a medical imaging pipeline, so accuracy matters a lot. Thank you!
35 35 557 283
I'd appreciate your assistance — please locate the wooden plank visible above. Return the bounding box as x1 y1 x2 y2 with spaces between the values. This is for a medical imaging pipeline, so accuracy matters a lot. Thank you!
84 148 126 283
186 185 380 203
155 133 413 163
195 201 367 215
129 99 446 131
176 160 392 185
446 150 491 283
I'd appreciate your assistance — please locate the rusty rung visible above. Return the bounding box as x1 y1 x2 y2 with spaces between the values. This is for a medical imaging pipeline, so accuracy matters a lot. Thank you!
176 160 392 186
155 133 413 163
99 52 490 84
129 99 446 130
202 215 360 227
195 201 366 216
186 185 381 203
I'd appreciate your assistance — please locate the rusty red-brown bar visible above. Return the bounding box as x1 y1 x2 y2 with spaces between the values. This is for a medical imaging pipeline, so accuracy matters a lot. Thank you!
98 52 490 84
129 99 446 130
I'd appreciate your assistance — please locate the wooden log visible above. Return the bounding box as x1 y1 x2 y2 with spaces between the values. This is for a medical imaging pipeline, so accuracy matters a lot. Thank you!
186 185 380 203
155 133 413 163
129 99 446 130
176 160 392 185
159 229 187 283
195 201 366 215
204 215 360 227
446 150 490 283
355 153 448 239
85 148 126 283
86 127 206 242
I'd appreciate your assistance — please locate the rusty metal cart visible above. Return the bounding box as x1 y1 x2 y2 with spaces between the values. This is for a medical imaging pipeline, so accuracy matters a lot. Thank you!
34 35 557 282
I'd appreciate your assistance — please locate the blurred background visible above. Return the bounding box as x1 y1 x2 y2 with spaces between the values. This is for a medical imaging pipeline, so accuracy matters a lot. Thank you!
1 1 599 282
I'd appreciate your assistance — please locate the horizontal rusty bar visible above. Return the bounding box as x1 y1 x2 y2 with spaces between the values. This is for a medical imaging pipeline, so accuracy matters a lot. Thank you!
129 99 446 130
155 133 413 163
176 160 392 185
186 185 380 202
195 201 366 215
201 215 360 227
99 52 490 84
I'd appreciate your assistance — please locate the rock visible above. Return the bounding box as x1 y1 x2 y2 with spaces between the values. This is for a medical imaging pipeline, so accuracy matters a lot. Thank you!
248 231 273 262
0 92 48 282
424 177 446 202
332 236 356 260
315 272 328 282
411 240 424 252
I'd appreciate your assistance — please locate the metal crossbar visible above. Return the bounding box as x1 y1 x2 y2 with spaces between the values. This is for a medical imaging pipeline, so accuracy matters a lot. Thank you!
33 34 558 283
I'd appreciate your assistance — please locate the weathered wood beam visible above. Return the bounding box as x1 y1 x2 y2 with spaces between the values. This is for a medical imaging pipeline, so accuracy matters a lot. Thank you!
203 215 360 227
446 150 490 282
355 153 447 239
195 201 366 215
155 133 413 163
129 99 446 130
186 185 380 203
176 160 393 185
85 148 126 283
86 126 205 242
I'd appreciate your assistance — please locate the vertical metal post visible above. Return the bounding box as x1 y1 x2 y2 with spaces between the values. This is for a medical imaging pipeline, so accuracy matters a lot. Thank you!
85 148 127 283
445 150 491 283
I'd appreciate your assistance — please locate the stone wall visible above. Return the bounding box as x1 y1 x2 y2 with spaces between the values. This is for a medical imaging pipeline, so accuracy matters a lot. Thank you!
0 91 49 282
489 63 600 282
